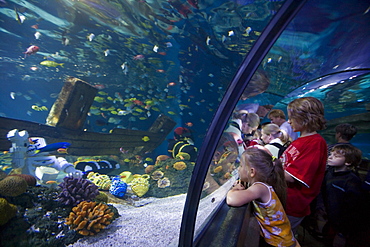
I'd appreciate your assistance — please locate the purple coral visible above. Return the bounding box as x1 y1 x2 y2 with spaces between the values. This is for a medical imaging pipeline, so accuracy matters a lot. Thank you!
58 176 99 206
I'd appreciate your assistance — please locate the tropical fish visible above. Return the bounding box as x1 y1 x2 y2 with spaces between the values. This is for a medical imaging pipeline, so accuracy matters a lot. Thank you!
40 60 64 68
133 54 145 60
24 45 39 57
34 31 41 39
87 33 95 41
14 7 25 24
34 142 71 154
142 136 150 142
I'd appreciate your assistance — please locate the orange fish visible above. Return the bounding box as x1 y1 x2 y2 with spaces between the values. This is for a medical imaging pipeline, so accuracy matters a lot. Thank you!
167 82 176 86
185 122 193 127
158 52 166 56
45 180 58 184
57 148 68 154
156 69 165 73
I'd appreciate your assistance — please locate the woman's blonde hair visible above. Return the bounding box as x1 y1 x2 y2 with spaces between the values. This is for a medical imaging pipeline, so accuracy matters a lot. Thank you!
288 97 326 133
262 123 291 143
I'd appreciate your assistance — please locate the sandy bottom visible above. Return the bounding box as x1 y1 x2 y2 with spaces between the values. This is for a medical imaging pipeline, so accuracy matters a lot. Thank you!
68 177 236 247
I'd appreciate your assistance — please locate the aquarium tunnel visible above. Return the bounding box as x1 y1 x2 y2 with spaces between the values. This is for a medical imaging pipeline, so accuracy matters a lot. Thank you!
0 0 369 246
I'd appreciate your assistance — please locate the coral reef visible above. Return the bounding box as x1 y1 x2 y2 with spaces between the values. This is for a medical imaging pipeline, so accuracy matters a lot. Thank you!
155 155 170 165
0 197 17 225
0 175 28 197
119 171 133 183
0 170 7 181
87 172 111 190
95 191 109 203
151 170 164 180
213 165 223 173
144 165 155 174
157 177 171 188
9 174 37 186
175 152 191 160
129 174 150 197
65 201 115 236
173 161 187 171
109 177 127 198
58 176 100 206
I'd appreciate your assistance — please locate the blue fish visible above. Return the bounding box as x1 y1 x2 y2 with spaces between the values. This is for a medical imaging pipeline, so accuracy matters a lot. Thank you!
34 142 71 154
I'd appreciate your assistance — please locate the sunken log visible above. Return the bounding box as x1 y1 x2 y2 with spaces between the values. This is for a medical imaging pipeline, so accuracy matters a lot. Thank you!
46 76 98 130
0 114 176 156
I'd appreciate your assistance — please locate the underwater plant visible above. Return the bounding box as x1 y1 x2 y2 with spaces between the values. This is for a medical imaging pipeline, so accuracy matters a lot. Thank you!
65 201 115 236
58 176 100 206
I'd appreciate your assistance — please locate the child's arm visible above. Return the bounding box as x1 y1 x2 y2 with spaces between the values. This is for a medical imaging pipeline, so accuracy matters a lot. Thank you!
226 181 267 207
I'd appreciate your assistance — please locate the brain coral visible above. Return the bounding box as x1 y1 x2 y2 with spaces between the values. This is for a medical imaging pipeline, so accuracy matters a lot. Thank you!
0 198 17 225
9 174 37 186
155 155 170 165
0 175 28 197
173 161 187 171
58 176 100 206
151 170 164 180
65 201 115 236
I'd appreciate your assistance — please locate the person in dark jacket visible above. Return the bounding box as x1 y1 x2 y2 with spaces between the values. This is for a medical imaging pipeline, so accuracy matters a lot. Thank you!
322 144 367 246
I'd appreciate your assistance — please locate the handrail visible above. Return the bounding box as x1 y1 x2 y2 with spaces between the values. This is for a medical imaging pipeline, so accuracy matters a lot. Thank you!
178 0 308 246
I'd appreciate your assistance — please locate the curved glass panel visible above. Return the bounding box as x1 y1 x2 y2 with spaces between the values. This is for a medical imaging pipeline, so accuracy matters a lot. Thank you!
194 0 370 242
0 0 284 246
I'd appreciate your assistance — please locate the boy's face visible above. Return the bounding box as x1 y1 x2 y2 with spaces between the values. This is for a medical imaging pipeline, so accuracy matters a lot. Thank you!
327 151 347 168
269 116 283 126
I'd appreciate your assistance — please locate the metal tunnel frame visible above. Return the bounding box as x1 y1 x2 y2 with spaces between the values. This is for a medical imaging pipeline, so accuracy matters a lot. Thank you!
178 0 309 246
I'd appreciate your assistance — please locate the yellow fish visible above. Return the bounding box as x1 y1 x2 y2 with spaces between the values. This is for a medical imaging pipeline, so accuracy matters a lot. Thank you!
142 136 150 142
40 60 64 68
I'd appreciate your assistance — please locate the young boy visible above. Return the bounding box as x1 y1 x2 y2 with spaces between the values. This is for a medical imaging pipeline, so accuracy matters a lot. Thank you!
322 144 365 246
268 109 298 141
281 97 327 234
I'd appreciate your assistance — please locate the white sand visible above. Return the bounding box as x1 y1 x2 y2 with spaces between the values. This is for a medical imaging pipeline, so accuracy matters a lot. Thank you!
69 177 236 247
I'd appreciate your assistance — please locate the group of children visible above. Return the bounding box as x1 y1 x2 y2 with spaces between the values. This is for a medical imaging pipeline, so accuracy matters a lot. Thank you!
227 97 369 247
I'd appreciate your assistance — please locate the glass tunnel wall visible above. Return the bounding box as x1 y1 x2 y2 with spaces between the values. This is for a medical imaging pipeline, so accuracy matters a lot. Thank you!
188 0 370 244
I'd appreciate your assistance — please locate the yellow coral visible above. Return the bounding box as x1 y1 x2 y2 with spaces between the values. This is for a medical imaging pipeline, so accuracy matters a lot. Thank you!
213 165 223 173
173 161 187 171
65 201 114 236
129 174 150 197
0 198 17 225
175 152 191 160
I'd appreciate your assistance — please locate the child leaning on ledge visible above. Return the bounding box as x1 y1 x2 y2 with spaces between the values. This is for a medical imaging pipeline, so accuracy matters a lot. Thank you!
322 144 368 246
227 146 300 247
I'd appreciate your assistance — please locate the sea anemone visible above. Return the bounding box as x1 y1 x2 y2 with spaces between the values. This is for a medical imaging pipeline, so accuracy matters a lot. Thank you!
213 165 223 173
151 170 164 180
173 161 187 171
175 152 191 160
157 177 171 188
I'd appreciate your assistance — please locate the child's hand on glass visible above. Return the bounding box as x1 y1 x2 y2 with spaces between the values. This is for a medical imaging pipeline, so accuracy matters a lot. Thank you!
232 179 246 190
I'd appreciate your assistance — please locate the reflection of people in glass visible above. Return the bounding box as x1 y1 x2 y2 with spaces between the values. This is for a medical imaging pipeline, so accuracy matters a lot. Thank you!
202 132 239 195
227 147 300 247
240 70 270 101
167 127 198 162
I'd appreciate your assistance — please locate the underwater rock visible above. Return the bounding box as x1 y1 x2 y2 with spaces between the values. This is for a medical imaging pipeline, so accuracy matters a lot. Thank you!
157 177 171 188
0 175 28 197
65 201 115 236
0 170 7 181
58 176 100 206
9 174 37 186
173 161 187 171
129 174 150 197
0 198 17 225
